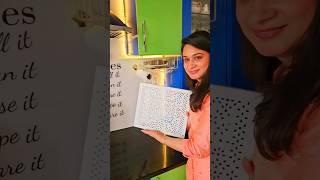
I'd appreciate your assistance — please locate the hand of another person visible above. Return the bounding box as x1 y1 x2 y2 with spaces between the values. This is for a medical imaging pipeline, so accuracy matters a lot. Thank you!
141 130 166 144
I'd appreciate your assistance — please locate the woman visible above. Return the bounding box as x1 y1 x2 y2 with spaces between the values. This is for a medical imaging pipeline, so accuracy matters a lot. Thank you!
142 31 210 180
236 0 320 179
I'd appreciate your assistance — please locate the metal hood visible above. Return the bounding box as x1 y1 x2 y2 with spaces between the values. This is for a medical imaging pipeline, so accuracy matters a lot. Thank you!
110 12 133 38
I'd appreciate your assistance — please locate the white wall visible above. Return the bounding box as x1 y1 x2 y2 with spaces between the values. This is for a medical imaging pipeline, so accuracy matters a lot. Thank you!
0 0 106 179
110 56 142 131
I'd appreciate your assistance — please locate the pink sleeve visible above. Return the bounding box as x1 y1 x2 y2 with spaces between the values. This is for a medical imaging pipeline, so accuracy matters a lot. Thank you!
182 96 210 159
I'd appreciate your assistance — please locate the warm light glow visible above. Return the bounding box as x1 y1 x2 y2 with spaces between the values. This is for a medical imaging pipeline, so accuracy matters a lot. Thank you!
110 0 133 26
123 55 180 59
110 0 125 22
159 69 166 86
124 0 133 27
162 144 168 168
110 0 134 56
110 0 127 57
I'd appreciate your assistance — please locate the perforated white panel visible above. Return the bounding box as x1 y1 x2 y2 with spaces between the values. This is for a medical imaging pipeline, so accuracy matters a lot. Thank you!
211 85 262 180
134 83 191 138
80 66 108 180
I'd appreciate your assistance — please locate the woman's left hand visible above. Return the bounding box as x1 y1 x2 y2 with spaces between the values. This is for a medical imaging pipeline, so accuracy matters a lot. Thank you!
141 130 166 144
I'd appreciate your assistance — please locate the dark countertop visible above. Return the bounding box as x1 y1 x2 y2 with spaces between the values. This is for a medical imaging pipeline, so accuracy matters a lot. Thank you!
111 127 187 180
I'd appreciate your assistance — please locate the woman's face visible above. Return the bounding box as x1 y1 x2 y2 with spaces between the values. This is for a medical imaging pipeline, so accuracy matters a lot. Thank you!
182 44 210 82
236 0 316 61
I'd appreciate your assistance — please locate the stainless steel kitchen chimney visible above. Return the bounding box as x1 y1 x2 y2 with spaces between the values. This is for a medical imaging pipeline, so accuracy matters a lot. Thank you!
110 12 133 38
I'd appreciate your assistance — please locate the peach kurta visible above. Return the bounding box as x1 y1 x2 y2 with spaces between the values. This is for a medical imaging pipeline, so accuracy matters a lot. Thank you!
182 94 210 180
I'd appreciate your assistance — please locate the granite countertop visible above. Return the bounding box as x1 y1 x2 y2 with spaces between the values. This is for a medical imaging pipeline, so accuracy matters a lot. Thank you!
111 127 187 180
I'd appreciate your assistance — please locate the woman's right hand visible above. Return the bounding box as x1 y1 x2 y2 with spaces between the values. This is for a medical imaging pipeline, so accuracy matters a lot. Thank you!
242 157 255 180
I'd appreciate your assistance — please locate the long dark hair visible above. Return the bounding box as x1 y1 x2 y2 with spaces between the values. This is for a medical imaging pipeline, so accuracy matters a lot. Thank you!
241 4 320 160
181 31 210 112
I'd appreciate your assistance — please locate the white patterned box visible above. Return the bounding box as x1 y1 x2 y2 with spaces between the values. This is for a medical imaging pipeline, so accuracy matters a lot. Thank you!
134 83 192 138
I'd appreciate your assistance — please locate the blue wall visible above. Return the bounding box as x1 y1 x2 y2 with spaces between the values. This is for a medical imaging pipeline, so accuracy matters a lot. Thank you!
211 0 254 90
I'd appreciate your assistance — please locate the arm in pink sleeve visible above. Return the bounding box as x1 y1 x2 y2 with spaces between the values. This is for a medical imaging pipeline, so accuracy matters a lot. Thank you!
182 133 210 158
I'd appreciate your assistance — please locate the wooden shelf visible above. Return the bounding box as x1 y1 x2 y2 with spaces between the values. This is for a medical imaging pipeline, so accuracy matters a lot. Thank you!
192 12 210 16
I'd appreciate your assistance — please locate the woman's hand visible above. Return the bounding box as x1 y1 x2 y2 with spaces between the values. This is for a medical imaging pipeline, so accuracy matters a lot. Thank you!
242 157 255 180
141 130 166 144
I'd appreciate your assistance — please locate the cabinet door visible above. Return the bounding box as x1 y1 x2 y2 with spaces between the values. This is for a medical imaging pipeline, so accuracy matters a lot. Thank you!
136 0 182 55
151 165 186 180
